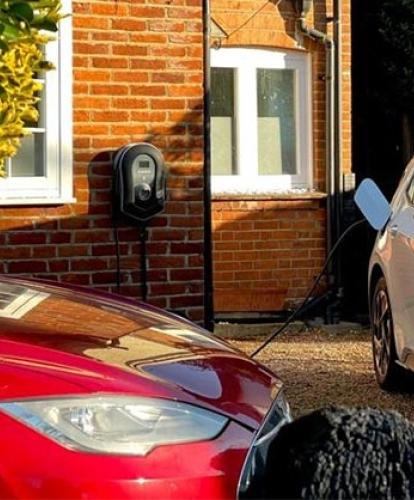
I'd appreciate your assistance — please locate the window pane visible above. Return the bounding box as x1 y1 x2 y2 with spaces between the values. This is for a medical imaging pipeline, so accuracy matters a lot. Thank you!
11 133 45 177
24 86 45 129
10 83 45 178
257 69 296 175
211 67 236 176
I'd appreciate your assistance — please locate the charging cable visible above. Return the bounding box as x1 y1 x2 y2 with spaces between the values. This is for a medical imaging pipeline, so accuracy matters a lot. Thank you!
114 220 121 293
250 219 367 358
113 222 149 302
139 225 148 302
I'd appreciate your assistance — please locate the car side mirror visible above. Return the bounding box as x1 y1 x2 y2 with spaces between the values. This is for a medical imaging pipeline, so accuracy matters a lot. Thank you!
354 178 391 230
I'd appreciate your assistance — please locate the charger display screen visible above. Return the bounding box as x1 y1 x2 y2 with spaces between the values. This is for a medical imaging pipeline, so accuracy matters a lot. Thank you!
139 160 150 169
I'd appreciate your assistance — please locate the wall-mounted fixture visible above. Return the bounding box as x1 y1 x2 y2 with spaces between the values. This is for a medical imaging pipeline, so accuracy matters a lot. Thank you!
113 143 167 223
210 17 229 49
112 143 167 303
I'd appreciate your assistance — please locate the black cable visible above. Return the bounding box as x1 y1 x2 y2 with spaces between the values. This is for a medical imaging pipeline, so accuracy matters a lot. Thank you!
113 215 121 293
250 219 367 359
139 225 148 302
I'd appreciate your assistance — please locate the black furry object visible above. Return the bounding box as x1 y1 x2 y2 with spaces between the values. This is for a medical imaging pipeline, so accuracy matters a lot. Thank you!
262 406 414 500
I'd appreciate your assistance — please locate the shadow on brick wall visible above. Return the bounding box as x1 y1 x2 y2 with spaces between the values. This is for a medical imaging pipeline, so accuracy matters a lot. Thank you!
0 105 205 322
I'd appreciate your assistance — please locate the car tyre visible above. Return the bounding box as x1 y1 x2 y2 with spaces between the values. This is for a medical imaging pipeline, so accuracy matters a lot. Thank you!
371 277 406 390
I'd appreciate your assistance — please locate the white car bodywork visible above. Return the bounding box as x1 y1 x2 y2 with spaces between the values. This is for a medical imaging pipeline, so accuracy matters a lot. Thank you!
369 157 414 371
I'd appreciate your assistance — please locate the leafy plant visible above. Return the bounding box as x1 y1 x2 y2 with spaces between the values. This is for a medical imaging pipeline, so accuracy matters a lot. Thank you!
376 0 414 110
0 0 63 175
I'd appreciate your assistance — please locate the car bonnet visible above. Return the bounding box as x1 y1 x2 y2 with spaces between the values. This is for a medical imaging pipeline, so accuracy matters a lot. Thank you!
0 277 282 430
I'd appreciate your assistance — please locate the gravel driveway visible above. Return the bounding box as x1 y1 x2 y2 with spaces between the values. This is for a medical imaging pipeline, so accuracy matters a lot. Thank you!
230 328 414 421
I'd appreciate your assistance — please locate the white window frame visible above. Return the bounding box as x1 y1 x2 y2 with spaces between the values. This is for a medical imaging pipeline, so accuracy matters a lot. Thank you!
210 47 313 194
0 0 74 205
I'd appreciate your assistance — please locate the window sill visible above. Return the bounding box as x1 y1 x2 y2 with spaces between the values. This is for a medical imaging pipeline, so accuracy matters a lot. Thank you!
0 197 77 206
211 191 327 201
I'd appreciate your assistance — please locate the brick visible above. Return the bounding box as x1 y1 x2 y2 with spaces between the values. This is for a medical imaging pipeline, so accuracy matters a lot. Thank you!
0 247 31 259
50 261 69 273
9 261 47 273
130 6 166 18
60 274 91 285
32 247 57 259
170 295 203 308
170 269 203 281
147 297 167 309
92 58 128 69
74 231 111 244
58 245 90 257
149 256 186 268
171 242 203 254
187 308 204 322
9 233 46 245
49 232 72 244
92 244 117 256
71 259 108 271
92 272 119 284
112 19 146 31
73 17 109 30
151 283 187 296
145 242 169 255
151 229 186 241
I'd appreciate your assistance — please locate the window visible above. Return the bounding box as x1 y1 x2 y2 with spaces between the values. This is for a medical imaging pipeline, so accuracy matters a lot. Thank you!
210 48 312 194
0 0 73 205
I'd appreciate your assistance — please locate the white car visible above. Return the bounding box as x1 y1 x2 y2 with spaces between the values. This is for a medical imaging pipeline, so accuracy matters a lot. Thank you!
356 163 414 390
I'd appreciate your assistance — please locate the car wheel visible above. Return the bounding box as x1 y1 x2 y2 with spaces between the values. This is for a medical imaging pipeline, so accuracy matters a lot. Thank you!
371 277 405 390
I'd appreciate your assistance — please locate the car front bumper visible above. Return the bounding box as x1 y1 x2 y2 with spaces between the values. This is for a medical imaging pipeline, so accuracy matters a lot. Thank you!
0 411 253 499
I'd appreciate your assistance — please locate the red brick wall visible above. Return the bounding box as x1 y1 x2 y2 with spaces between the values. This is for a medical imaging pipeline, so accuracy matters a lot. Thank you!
211 0 351 312
0 0 205 322
213 198 326 312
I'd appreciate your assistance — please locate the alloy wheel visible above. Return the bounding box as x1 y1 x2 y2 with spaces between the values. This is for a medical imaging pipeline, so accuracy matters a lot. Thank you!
373 288 392 380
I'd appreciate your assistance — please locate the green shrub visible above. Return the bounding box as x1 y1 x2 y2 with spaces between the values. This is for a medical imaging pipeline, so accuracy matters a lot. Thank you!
376 0 414 110
0 0 63 175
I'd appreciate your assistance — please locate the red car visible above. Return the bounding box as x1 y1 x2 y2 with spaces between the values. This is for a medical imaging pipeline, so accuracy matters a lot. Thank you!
0 275 290 499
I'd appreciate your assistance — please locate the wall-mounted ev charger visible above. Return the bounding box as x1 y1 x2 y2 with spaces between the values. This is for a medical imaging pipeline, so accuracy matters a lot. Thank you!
113 143 167 223
112 143 168 302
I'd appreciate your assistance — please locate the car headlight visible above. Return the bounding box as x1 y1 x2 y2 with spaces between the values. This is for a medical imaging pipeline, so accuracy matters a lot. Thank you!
0 396 229 456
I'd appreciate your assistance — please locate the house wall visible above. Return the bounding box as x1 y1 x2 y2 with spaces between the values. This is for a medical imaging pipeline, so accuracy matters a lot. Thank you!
0 0 352 321
0 0 205 322
213 197 326 311
211 0 351 312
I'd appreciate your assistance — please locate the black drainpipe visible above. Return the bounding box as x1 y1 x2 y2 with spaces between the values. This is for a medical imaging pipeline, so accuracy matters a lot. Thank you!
202 0 214 331
295 9 336 290
295 0 345 322
333 0 343 290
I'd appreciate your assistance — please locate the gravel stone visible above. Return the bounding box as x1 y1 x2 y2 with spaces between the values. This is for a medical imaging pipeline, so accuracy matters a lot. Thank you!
230 328 414 420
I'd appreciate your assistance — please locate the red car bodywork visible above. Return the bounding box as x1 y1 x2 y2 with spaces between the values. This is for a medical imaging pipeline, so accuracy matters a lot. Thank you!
0 276 283 499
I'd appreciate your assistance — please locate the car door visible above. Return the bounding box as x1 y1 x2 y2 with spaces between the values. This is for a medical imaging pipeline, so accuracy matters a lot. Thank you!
386 172 414 358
